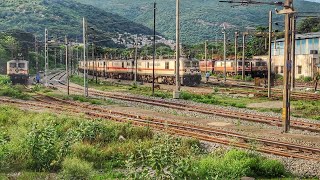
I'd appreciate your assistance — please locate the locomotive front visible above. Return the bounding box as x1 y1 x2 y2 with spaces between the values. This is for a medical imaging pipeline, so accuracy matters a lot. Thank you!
180 58 202 86
6 60 29 84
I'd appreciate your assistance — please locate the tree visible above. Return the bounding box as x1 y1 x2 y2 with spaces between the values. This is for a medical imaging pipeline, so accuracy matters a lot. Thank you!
297 18 320 33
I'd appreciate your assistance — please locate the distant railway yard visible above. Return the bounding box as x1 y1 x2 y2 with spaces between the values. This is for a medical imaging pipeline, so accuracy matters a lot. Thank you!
1 70 320 178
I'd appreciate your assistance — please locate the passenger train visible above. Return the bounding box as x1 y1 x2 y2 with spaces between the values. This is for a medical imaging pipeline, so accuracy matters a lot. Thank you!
79 57 202 86
6 60 29 84
200 59 268 77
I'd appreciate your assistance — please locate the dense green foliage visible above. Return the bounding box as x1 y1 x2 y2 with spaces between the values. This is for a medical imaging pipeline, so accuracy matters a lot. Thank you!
0 106 287 179
76 0 320 43
0 0 153 47
0 75 30 99
297 17 320 33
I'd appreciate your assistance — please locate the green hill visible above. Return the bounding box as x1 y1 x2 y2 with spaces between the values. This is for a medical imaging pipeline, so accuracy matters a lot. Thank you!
76 0 320 44
0 0 154 47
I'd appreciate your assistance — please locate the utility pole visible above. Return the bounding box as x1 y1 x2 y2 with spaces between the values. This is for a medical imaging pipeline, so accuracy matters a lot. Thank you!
242 32 247 80
223 28 227 83
235 32 238 75
83 17 88 97
60 49 62 65
268 11 273 98
205 40 208 73
134 35 138 84
174 0 181 99
152 2 156 96
65 36 69 95
279 0 294 133
35 35 39 73
54 48 57 69
76 38 79 75
44 28 48 86
291 15 296 91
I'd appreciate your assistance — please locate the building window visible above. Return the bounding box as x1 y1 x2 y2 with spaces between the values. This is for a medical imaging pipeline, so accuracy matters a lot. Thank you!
280 66 284 73
275 66 279 74
165 62 169 69
298 66 302 74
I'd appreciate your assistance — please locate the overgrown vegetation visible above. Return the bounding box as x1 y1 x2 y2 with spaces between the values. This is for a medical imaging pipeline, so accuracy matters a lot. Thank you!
70 75 266 108
0 105 288 179
0 75 30 100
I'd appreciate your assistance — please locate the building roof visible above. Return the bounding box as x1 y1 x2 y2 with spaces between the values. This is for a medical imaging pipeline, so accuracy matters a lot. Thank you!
276 32 320 42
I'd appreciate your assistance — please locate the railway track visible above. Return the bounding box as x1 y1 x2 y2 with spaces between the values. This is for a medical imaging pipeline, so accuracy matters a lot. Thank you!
53 83 320 133
206 81 320 101
1 95 320 162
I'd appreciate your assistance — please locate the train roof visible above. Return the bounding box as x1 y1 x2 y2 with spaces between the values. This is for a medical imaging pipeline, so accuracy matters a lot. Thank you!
7 60 28 63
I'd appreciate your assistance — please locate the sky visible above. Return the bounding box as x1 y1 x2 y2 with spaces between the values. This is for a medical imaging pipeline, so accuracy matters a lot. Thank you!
305 0 320 2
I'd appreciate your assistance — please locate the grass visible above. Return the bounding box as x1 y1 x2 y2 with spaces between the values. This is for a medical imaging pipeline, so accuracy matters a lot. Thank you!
291 100 320 120
0 105 291 179
70 75 265 108
0 75 30 100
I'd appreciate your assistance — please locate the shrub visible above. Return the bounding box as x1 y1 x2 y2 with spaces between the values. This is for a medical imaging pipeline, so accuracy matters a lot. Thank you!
0 75 11 85
194 149 286 179
26 124 60 171
61 157 93 180
245 76 254 82
258 159 286 177
303 76 312 82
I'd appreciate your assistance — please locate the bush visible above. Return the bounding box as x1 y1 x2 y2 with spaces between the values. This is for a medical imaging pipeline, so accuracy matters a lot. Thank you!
61 157 93 180
26 124 60 171
0 75 11 85
194 149 286 179
303 76 312 83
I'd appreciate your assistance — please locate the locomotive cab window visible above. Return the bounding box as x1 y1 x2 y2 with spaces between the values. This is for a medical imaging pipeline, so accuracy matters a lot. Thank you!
10 63 16 68
18 63 25 68
165 62 169 69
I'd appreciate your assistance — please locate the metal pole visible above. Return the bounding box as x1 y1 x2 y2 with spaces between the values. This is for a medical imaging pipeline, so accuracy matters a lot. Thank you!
44 29 48 86
223 29 227 82
205 40 208 73
282 1 293 133
152 2 156 96
65 36 69 95
174 0 181 99
242 33 246 80
268 11 273 98
54 48 57 69
134 35 138 84
291 15 296 91
35 35 39 73
83 17 88 97
235 32 238 75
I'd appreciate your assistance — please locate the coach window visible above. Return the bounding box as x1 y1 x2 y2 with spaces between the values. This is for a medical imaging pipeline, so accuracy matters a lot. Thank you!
298 66 302 74
238 62 242 66
18 63 25 68
147 62 150 68
165 62 169 69
127 62 130 66
10 63 16 68
122 62 124 68
256 62 261 66
280 66 284 73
